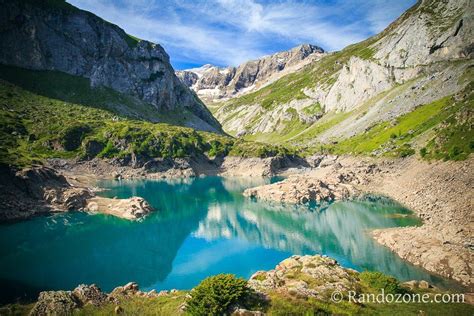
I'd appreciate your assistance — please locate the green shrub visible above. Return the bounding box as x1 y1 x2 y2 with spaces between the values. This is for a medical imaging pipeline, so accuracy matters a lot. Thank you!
359 271 405 294
208 140 231 157
419 147 427 158
395 144 415 158
60 124 92 151
97 141 119 158
186 274 259 316
448 145 463 160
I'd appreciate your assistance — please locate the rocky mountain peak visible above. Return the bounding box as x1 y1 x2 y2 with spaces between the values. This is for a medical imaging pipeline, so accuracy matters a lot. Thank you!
176 44 326 102
210 0 472 144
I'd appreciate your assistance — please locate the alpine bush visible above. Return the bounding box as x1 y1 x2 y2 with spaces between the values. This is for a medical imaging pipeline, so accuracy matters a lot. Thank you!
186 274 259 316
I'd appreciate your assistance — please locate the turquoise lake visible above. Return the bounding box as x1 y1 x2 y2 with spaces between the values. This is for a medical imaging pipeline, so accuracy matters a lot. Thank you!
0 176 455 303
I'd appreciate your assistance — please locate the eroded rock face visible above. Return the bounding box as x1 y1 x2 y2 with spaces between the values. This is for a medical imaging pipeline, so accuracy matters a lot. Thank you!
319 57 395 112
249 255 359 300
0 165 93 221
0 0 221 132
373 0 473 67
177 44 325 102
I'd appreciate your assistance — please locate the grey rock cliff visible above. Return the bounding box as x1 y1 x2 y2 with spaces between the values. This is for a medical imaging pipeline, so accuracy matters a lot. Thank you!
373 0 473 67
176 44 325 101
212 0 472 139
0 0 221 132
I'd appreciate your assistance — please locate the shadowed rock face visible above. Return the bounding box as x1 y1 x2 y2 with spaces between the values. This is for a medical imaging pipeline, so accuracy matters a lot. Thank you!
176 44 325 101
0 164 92 221
0 0 221 132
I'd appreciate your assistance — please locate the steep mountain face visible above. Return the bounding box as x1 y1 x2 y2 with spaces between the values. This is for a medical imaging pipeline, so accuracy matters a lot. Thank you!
176 44 325 102
212 0 473 158
0 0 221 132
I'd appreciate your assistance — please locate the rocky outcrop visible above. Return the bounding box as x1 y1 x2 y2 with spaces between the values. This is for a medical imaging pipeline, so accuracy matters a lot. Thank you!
249 255 360 300
242 159 365 204
0 0 221 132
243 175 358 204
29 283 162 315
86 197 153 220
0 164 93 221
373 0 473 67
0 164 155 221
72 284 109 307
176 44 325 102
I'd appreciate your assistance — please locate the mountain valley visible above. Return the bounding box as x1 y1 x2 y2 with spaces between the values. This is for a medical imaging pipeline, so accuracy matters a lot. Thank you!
0 0 472 315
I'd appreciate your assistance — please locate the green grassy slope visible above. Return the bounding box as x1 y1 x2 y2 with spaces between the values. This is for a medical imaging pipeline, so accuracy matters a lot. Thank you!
3 271 473 315
210 0 473 162
219 36 378 117
0 65 179 123
0 79 294 168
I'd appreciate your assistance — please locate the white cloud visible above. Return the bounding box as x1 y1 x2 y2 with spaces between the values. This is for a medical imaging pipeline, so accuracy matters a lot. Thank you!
67 0 415 68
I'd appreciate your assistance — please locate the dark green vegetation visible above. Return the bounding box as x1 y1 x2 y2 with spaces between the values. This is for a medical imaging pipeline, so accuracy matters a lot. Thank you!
0 72 295 167
3 271 473 316
359 271 406 295
186 274 265 316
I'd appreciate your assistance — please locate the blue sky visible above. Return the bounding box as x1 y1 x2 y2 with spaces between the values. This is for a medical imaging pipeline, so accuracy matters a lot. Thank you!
67 0 416 70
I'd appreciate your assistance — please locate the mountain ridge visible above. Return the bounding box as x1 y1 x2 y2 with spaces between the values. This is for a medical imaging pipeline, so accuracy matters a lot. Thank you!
210 0 473 160
176 44 325 102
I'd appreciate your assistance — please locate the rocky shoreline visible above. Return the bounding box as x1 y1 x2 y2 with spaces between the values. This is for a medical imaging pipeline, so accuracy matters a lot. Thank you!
241 155 474 290
0 154 303 222
1 154 472 290
0 164 154 221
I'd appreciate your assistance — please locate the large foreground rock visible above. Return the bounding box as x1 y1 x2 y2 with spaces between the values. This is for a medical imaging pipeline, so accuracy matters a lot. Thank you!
29 291 79 316
249 255 360 300
29 283 162 315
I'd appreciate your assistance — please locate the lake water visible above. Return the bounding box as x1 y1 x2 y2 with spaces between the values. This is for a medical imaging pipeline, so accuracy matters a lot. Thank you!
0 176 456 303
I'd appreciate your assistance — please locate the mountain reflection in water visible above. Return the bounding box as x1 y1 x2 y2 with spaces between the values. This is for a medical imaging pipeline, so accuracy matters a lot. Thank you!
0 176 455 303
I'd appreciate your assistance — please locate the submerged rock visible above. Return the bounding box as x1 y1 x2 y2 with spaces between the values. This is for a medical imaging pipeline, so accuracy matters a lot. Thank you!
86 197 153 220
